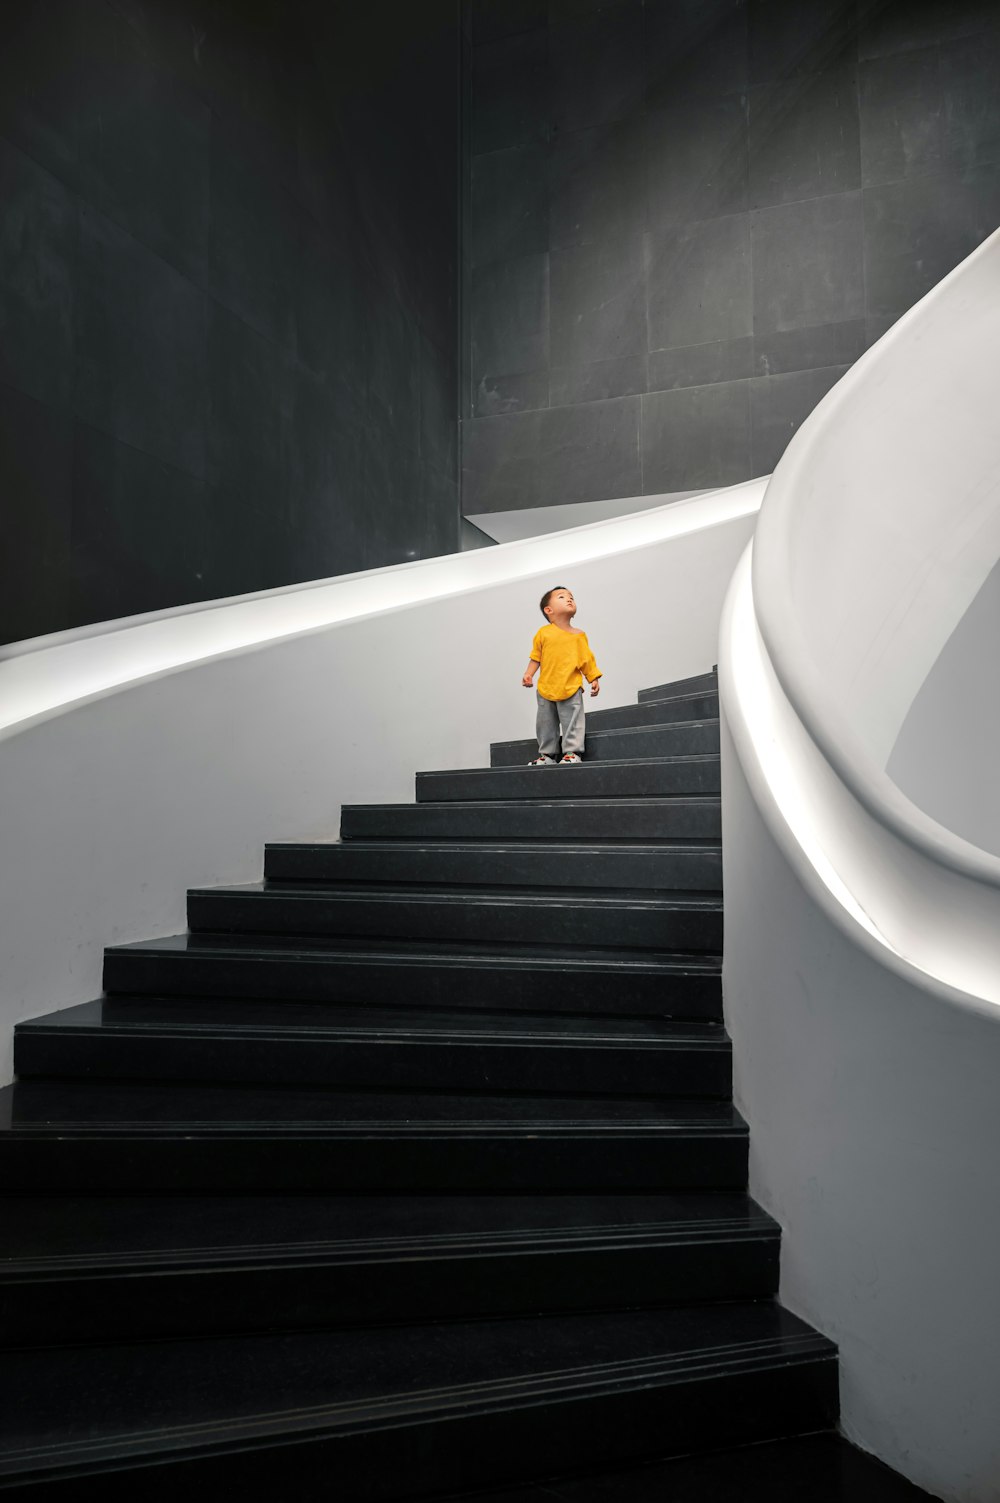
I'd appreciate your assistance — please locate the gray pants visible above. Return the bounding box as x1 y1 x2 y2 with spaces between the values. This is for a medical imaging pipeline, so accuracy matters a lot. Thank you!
536 689 585 757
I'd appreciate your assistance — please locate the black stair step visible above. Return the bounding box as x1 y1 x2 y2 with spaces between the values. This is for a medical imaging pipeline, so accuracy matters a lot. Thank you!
0 1081 748 1192
490 719 720 768
445 1433 933 1502
104 934 723 1019
14 998 732 1096
416 757 721 802
585 690 720 732
264 839 722 892
341 796 721 843
0 1191 780 1348
187 884 724 953
638 670 717 703
0 1303 837 1498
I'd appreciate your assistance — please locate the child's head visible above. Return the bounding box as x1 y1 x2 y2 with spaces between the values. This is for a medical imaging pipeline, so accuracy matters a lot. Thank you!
540 586 576 621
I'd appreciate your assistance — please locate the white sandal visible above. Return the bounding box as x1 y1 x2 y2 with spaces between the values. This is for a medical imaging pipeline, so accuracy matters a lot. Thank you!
560 753 583 764
528 753 556 766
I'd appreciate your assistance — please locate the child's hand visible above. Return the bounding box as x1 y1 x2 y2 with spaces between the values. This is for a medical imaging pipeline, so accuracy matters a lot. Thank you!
590 680 601 697
522 671 535 687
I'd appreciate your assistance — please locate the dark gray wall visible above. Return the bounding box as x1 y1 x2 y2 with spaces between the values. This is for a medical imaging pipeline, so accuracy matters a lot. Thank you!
0 0 459 645
461 0 1000 515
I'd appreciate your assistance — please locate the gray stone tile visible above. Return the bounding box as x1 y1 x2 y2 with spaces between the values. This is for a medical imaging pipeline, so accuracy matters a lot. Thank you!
550 0 644 133
550 239 646 366
645 0 749 106
753 318 866 375
537 396 641 503
550 355 648 406
471 144 549 268
647 93 749 232
208 303 288 514
550 120 646 251
938 32 1000 173
74 204 207 479
649 337 754 391
749 66 861 208
859 46 948 186
648 213 752 350
77 15 210 284
469 0 547 43
209 117 298 350
473 28 549 155
641 381 751 491
0 0 96 188
420 332 460 474
286 368 367 555
462 409 544 513
70 421 209 624
858 0 998 61
421 462 461 560
0 384 73 645
863 166 1000 318
475 369 550 417
203 480 299 599
471 253 549 384
751 192 865 333
750 362 848 474
748 0 857 84
294 218 368 425
0 140 77 412
366 292 423 457
462 396 641 510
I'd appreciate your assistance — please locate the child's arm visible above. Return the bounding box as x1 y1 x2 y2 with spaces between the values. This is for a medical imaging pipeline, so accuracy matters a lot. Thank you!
522 659 540 687
588 675 601 697
582 640 602 697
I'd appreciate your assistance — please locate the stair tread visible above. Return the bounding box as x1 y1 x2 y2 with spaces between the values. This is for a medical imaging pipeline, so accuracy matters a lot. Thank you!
0 1190 776 1273
197 882 724 911
268 839 722 854
0 1302 832 1473
0 1080 745 1131
18 998 728 1046
425 755 720 776
446 1433 932 1502
492 717 720 750
110 931 722 971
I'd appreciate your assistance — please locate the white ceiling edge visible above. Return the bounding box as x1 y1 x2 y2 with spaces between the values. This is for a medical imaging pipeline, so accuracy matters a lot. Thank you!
466 488 710 543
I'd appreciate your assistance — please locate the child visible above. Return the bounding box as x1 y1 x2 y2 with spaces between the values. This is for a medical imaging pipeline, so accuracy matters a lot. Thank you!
521 586 602 764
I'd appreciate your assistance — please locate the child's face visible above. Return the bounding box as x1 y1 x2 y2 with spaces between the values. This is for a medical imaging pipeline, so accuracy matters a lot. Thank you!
545 589 576 619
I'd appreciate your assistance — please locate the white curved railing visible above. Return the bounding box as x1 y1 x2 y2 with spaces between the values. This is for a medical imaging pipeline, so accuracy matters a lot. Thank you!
720 229 1000 1501
736 226 1000 1007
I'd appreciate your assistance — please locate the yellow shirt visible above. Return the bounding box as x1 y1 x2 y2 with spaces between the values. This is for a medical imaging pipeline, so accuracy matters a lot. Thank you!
530 624 602 702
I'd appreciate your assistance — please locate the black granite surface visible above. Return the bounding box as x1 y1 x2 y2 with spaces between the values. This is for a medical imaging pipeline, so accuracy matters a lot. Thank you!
461 0 1000 509
0 0 461 645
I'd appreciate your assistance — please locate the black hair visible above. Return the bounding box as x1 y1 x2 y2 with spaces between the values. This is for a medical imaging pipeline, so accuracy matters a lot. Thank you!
540 585 570 619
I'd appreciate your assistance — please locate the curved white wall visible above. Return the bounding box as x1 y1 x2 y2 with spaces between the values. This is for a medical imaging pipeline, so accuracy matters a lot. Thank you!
888 559 1000 859
0 482 762 1084
720 227 1000 1500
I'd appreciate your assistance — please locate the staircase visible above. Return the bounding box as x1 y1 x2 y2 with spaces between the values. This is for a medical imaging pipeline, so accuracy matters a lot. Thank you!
0 671 931 1499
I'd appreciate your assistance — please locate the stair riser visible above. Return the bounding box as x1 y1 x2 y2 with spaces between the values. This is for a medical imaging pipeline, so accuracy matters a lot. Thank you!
586 694 719 731
0 1136 748 1193
640 672 717 702
264 845 723 892
341 801 722 842
416 761 721 803
490 722 720 768
186 893 724 954
0 1239 779 1349
2 1357 835 1499
103 952 724 1020
14 1032 732 1098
